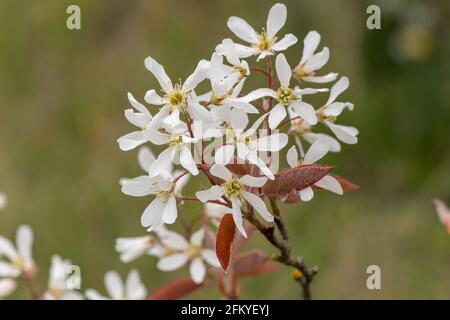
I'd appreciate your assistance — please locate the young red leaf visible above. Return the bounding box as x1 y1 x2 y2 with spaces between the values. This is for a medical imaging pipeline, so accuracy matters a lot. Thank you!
234 250 278 277
263 164 334 198
148 277 202 300
216 214 236 271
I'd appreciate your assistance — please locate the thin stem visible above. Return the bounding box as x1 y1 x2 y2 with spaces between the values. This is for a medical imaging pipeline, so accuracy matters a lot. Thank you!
23 271 39 300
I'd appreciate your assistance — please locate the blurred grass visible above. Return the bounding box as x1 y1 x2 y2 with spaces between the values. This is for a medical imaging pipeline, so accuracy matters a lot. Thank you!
0 0 450 299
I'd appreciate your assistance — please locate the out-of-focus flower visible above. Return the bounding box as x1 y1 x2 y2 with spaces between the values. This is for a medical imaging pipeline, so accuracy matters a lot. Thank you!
0 193 6 210
196 165 273 237
204 202 230 227
293 31 338 83
317 77 358 144
0 278 16 299
86 270 146 300
157 229 220 284
433 199 450 234
115 235 161 263
43 255 83 300
0 225 35 278
287 140 342 201
221 3 297 61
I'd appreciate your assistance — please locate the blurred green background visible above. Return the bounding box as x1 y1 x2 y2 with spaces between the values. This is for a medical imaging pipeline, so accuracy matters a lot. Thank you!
1 0 450 299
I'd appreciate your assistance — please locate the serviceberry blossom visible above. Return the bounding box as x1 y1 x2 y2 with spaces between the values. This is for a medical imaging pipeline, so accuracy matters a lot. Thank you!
196 165 273 237
157 228 220 284
287 140 343 201
0 278 16 299
293 31 338 83
86 270 146 300
43 255 82 300
0 225 35 278
221 3 297 61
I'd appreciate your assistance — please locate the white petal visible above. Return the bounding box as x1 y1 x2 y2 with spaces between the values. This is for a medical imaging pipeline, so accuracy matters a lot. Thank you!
196 186 226 203
121 176 156 197
246 152 275 180
17 225 33 270
326 122 358 144
105 271 124 300
85 289 108 300
286 145 299 168
144 56 173 92
148 147 175 177
144 89 166 105
266 3 287 39
303 132 341 152
201 249 220 268
290 100 318 125
210 164 232 181
268 103 287 129
304 139 330 164
144 129 171 146
0 262 20 277
242 191 273 222
231 198 247 238
137 146 155 173
0 279 16 298
216 43 257 59
299 187 314 202
271 33 298 52
140 198 164 228
230 109 249 130
180 146 199 176
300 31 321 65
190 229 204 247
275 54 291 88
326 76 349 105
117 131 147 151
302 72 338 83
0 236 17 260
161 196 177 224
255 133 288 152
304 47 329 71
124 108 151 129
227 16 258 44
182 61 206 92
215 145 235 165
160 230 189 250
315 175 343 195
157 253 189 271
190 258 206 284
226 99 259 114
126 270 146 300
240 175 268 188
221 38 241 66
242 88 277 102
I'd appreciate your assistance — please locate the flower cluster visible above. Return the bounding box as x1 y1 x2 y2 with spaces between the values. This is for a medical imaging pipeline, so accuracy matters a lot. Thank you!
117 2 358 290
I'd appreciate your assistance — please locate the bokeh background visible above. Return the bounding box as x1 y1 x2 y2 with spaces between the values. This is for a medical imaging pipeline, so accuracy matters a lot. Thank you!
1 0 449 299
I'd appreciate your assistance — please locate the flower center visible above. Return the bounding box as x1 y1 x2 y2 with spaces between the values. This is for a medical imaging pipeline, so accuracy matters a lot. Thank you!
233 65 247 78
166 84 186 110
223 178 243 198
169 134 184 146
11 256 24 270
288 119 310 136
318 107 336 122
156 189 173 202
50 288 64 300
255 31 276 52
293 64 315 80
277 87 294 105
211 93 226 106
186 245 201 258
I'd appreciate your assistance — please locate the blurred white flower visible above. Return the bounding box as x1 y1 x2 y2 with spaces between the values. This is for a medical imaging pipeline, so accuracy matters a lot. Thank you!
0 192 6 210
157 228 220 284
317 77 358 144
86 270 146 300
115 235 161 263
43 255 83 300
204 202 229 227
196 165 273 237
220 3 297 61
287 140 343 201
0 278 16 299
293 31 338 83
0 225 35 278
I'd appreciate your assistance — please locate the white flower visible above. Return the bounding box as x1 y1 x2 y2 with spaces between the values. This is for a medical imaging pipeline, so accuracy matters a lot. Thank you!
220 3 297 61
157 228 220 284
117 93 155 151
145 122 200 176
293 31 338 83
243 54 327 129
121 174 178 231
86 270 146 300
213 113 288 179
43 255 83 300
0 225 35 278
115 235 160 263
317 77 359 144
144 56 209 126
0 192 6 210
217 38 250 79
0 278 16 299
287 140 343 201
195 165 273 237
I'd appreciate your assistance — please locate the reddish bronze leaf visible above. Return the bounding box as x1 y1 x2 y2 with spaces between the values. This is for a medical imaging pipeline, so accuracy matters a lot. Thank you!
216 214 236 271
234 250 278 277
329 174 360 191
148 277 202 300
263 164 334 198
